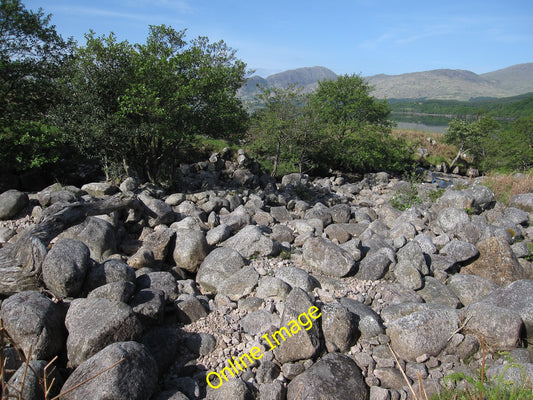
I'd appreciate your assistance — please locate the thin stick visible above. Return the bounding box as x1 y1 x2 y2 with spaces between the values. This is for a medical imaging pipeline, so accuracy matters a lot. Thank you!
51 358 124 400
43 356 59 400
447 316 472 342
17 345 33 400
293 383 305 400
388 344 419 400
417 371 429 400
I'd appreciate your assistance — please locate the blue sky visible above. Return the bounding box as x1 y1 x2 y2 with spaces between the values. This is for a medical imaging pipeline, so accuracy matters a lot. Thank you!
24 0 533 77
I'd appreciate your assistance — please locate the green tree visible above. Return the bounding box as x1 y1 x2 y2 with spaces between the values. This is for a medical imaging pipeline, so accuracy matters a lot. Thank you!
52 31 136 179
444 116 499 169
54 25 248 183
310 74 391 131
247 85 318 176
0 0 73 172
487 115 533 171
308 74 408 173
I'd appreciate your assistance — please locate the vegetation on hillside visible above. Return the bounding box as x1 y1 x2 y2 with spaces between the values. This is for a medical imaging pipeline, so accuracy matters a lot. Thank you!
0 0 74 173
52 26 249 183
0 0 532 189
390 92 533 122
246 76 411 176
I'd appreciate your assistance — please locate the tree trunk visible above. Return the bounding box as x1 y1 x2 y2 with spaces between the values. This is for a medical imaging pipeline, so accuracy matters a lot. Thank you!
0 193 139 296
272 140 281 177
449 145 464 170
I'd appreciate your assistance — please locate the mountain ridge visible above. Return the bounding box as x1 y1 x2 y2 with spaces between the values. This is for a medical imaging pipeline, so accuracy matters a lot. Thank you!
238 63 533 102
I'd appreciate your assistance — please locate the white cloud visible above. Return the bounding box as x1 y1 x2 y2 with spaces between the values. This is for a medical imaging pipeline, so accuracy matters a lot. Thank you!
53 4 187 26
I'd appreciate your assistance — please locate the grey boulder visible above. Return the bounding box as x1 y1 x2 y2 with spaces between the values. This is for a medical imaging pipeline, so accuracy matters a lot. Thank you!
196 247 247 294
42 238 91 298
0 189 29 220
173 229 209 272
273 288 321 364
0 291 66 360
479 279 533 342
60 341 158 400
60 216 117 262
83 259 136 293
287 353 368 400
223 225 281 258
303 237 355 277
460 302 524 350
387 306 459 361
65 298 143 367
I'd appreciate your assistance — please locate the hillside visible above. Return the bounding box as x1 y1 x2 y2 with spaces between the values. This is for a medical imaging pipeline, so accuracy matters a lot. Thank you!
238 63 533 102
366 69 511 100
481 63 533 94
389 92 533 120
237 66 337 102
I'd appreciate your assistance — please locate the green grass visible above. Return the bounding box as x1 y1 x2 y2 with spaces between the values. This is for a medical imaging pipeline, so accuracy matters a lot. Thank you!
433 365 533 400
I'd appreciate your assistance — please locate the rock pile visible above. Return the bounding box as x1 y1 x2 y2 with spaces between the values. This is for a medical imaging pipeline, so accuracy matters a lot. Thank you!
1 150 533 400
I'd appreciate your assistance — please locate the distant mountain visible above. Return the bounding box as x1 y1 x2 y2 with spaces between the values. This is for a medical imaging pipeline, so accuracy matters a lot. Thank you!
480 63 533 94
237 66 337 102
265 66 338 89
366 69 511 100
237 63 533 102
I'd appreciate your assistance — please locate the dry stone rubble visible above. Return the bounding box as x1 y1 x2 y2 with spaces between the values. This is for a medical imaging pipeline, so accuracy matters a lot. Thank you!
1 149 533 399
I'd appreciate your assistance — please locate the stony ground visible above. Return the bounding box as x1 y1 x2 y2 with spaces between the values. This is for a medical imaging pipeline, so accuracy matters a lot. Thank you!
0 150 532 400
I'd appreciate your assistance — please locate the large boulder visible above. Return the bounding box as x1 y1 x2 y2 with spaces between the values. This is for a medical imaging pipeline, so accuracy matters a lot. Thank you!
65 298 143 367
42 238 91 298
81 182 119 198
509 193 533 212
136 271 179 303
387 306 459 361
339 298 385 339
0 291 66 360
321 302 358 352
205 377 253 400
460 302 524 350
286 353 368 400
417 276 462 308
60 341 158 400
196 247 247 294
83 259 136 293
303 237 355 277
141 227 176 262
461 237 530 286
273 288 321 364
217 265 259 301
60 217 117 262
440 240 479 264
275 266 317 292
479 280 533 343
219 206 251 232
355 249 392 281
0 189 29 220
223 225 280 258
437 207 470 233
437 190 475 210
172 229 209 272
139 193 175 227
446 274 499 306
467 185 495 211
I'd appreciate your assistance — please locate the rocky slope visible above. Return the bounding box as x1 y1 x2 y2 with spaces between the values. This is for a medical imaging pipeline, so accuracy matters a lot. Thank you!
238 63 533 102
1 149 533 400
